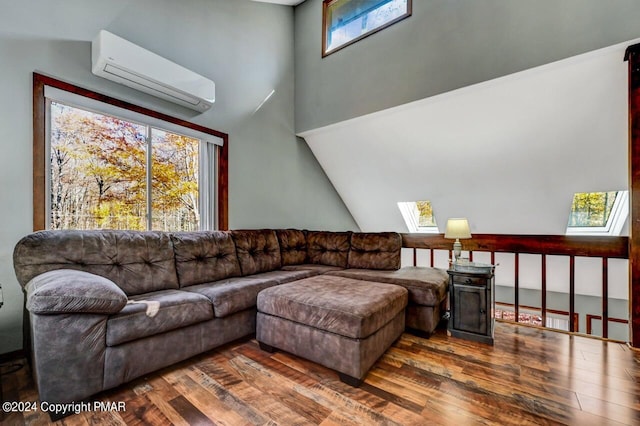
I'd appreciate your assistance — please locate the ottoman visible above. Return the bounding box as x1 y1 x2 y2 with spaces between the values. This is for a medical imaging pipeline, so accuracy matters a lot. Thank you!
256 275 408 386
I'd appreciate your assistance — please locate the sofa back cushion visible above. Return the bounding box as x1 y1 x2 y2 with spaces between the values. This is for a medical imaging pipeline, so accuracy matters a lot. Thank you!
307 231 351 268
171 231 241 287
231 230 282 275
276 229 307 266
348 232 402 270
13 230 179 296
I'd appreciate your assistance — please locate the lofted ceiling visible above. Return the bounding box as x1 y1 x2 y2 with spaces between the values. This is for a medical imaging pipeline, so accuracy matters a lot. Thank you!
300 39 638 235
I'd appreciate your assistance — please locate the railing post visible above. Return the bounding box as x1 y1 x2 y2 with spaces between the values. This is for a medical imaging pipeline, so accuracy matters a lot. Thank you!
542 254 547 328
569 255 576 332
602 258 609 339
514 253 519 323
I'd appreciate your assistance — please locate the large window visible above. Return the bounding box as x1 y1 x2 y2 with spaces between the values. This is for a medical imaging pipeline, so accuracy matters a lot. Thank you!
50 103 204 231
323 0 412 56
34 73 228 231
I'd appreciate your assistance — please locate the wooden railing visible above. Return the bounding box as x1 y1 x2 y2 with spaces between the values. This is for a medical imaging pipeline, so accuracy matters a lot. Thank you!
401 233 629 339
495 302 580 332
586 314 629 335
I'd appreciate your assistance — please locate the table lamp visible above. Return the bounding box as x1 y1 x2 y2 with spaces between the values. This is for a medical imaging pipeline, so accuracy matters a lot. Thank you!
444 218 471 262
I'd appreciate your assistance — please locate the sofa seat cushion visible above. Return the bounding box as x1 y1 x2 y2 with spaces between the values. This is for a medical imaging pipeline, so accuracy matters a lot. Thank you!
183 276 280 318
106 290 213 346
326 267 448 306
231 230 282 275
248 269 319 284
171 231 241 287
257 275 407 339
281 264 345 274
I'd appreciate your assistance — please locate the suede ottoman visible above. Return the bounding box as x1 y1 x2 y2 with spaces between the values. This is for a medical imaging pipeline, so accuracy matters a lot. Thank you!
256 275 407 385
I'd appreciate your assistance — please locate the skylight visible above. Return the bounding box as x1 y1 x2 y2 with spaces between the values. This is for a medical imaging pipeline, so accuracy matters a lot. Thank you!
566 191 629 236
398 201 438 233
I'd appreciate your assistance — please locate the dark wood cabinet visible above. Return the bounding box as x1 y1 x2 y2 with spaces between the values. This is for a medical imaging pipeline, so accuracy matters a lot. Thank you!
447 269 494 345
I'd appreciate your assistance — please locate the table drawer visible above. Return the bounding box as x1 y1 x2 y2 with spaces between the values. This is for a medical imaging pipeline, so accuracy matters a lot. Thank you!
451 275 488 286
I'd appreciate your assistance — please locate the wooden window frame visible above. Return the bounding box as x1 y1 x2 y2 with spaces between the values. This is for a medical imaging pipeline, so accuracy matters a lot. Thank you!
322 0 412 57
32 72 229 231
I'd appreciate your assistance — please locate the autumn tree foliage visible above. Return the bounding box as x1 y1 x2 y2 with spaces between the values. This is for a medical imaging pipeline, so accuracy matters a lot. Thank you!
50 103 199 231
415 200 436 227
568 192 617 227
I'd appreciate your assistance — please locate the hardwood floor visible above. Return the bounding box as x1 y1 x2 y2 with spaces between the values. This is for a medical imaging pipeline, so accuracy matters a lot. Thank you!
2 322 639 425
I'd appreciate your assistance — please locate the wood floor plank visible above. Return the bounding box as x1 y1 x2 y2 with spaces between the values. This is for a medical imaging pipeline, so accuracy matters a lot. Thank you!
170 370 255 425
435 379 559 426
382 346 583 413
70 410 126 426
365 370 431 407
144 390 190 426
375 360 560 426
375 402 429 426
318 377 391 413
566 379 640 410
303 381 404 426
576 393 640 425
232 342 325 389
169 395 216 426
357 381 424 414
225 358 332 424
59 413 91 426
118 393 172 425
4 322 640 425
185 365 273 425
215 356 316 425
520 363 639 395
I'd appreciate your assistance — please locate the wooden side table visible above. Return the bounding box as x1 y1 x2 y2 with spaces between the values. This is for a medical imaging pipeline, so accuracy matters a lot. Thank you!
447 269 495 345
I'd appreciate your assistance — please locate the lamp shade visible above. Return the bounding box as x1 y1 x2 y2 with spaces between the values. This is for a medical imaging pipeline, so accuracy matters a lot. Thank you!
444 218 471 239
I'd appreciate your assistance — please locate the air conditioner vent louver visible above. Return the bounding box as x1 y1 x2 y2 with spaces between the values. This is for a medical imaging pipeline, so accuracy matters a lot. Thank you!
91 30 215 112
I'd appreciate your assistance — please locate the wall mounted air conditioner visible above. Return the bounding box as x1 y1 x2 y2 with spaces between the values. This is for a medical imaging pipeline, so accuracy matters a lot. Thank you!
91 30 215 112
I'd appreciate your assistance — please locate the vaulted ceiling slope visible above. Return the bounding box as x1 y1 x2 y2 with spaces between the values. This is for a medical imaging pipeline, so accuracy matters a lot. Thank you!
300 40 638 235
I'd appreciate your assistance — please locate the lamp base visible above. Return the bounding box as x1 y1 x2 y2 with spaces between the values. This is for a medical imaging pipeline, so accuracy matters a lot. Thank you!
453 239 462 261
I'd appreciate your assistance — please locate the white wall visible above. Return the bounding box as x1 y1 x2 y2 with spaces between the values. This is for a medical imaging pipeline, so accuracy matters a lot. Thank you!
300 41 632 235
308 42 633 301
0 0 357 355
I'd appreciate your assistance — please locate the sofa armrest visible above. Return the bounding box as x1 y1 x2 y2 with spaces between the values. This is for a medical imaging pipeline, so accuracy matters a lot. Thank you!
26 269 127 314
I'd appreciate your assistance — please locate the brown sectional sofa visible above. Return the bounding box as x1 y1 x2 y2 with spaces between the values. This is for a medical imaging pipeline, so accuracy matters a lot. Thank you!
13 228 448 410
